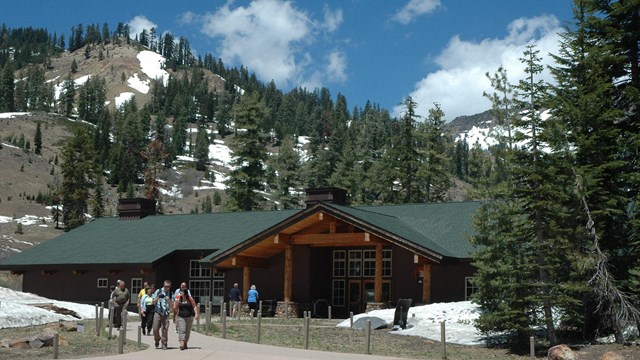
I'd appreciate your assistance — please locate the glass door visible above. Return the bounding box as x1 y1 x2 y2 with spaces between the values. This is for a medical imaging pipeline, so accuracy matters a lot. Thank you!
348 280 362 314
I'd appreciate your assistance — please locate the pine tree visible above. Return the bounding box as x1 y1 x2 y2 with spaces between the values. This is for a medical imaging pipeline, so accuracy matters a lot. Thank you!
60 75 76 117
417 103 450 202
141 139 169 201
223 92 269 211
270 136 302 209
194 125 209 171
34 122 42 155
472 45 584 348
60 127 95 230
548 0 640 341
0 60 15 112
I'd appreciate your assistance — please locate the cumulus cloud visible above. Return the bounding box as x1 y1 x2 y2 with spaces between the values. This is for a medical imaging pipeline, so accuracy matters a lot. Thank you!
127 15 158 40
198 0 345 89
177 11 200 26
391 0 441 24
200 0 312 87
323 5 343 33
396 15 564 121
326 50 347 83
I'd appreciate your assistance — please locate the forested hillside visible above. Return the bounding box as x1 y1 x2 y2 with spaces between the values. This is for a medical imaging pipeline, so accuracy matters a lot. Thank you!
1 0 639 349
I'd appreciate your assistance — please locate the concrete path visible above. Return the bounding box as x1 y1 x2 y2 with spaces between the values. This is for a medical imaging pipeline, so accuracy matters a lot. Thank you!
80 319 409 360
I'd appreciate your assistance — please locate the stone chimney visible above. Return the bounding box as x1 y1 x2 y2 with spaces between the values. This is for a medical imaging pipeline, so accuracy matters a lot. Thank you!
305 188 347 208
118 198 156 220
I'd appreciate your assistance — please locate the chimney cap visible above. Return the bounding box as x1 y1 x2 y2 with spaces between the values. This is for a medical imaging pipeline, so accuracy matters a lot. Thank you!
304 187 347 208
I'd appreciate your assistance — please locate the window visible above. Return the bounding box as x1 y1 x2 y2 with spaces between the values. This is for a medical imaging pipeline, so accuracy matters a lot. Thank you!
332 279 345 306
189 280 211 304
190 260 212 278
131 278 143 302
363 250 376 277
333 250 346 277
383 249 392 277
348 250 362 277
97 278 108 288
465 277 478 301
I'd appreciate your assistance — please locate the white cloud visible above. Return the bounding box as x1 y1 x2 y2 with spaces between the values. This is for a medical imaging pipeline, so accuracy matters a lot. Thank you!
177 11 200 26
322 5 343 33
391 0 441 25
397 15 563 121
127 15 158 41
201 0 312 88
326 50 347 83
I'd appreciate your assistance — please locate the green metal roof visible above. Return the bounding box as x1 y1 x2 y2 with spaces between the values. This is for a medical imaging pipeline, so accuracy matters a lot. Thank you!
336 202 482 258
0 201 481 269
0 210 298 268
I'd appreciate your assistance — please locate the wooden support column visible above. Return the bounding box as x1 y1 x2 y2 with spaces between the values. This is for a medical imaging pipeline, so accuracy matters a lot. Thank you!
374 244 383 303
284 245 293 302
243 266 251 300
422 263 431 304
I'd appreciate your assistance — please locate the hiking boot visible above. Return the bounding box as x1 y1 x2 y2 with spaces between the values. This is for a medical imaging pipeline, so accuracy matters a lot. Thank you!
154 340 159 348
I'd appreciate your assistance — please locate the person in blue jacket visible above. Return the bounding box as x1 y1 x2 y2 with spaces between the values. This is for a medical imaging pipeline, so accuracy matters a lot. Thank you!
247 284 259 317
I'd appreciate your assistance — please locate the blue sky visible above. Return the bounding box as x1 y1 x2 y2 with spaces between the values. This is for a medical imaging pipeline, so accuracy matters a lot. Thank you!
3 0 574 120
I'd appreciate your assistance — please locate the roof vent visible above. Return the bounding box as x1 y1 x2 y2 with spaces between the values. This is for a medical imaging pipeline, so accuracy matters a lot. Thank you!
118 198 156 220
305 188 347 208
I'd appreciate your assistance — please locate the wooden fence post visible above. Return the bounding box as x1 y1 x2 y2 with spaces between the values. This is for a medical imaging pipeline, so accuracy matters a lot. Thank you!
53 333 59 359
440 321 447 359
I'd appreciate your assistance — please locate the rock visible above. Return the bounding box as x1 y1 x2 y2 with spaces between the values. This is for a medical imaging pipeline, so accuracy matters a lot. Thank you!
352 316 388 330
8 339 30 349
600 351 623 360
547 344 578 360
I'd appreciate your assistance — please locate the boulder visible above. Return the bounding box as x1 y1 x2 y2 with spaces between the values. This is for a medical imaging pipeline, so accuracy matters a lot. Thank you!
600 351 623 360
547 344 578 360
352 316 388 330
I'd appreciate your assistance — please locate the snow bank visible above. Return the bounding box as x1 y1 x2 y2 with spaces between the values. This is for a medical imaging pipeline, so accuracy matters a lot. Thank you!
137 50 168 86
127 73 150 94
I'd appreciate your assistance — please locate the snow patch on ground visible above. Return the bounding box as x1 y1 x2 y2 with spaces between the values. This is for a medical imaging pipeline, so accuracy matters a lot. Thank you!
0 112 30 119
137 50 168 86
336 301 484 346
115 92 135 108
127 73 149 94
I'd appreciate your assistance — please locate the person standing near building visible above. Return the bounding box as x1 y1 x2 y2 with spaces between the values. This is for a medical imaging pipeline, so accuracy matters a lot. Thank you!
173 287 198 350
229 283 242 318
247 284 259 317
152 280 173 350
139 285 155 335
111 280 130 329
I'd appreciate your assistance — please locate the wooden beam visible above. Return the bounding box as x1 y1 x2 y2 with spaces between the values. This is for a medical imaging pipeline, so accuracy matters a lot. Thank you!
231 255 269 268
291 232 382 245
284 245 292 302
374 244 383 303
274 233 291 244
422 264 431 304
329 221 336 233
243 266 250 300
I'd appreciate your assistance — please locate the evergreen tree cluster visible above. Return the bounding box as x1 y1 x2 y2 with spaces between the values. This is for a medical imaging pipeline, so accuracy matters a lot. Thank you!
472 0 640 349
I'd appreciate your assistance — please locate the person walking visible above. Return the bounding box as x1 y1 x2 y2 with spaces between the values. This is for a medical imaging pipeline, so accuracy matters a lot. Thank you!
111 280 130 329
152 280 173 350
229 283 242 318
247 284 259 317
139 285 155 335
173 287 198 350
137 282 150 334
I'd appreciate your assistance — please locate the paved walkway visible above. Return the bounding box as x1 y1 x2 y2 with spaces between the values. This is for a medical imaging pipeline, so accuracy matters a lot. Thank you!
81 319 409 360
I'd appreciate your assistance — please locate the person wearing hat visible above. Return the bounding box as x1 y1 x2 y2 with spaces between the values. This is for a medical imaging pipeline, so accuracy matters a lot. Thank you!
247 284 259 317
229 283 242 318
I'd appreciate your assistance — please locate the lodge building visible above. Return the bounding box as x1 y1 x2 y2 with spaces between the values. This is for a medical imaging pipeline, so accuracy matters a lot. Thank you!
0 188 481 318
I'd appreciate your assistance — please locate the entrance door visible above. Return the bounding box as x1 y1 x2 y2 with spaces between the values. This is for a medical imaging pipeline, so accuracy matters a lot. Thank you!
348 280 362 314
